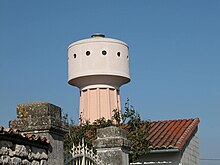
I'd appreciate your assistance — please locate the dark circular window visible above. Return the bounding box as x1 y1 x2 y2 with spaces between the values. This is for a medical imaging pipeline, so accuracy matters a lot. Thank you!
102 50 107 55
117 52 121 57
74 54 76 58
86 51 90 56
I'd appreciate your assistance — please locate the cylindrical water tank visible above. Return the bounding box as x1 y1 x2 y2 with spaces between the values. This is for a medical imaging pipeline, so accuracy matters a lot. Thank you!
68 34 130 89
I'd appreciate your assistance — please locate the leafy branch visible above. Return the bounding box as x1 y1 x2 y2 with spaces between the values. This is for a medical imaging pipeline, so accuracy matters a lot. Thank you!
64 99 151 162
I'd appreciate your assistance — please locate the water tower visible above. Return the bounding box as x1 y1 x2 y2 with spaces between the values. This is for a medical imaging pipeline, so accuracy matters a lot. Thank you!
68 34 130 122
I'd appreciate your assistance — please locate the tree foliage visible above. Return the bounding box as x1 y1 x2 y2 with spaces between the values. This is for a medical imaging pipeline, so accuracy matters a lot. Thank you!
64 99 151 162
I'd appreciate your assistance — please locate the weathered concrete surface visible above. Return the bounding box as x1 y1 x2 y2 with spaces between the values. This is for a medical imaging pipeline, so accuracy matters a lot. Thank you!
94 126 130 165
9 102 68 165
10 102 66 133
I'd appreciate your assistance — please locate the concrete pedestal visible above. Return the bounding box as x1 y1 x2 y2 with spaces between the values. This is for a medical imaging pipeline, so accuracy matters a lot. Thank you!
94 126 130 165
9 102 68 165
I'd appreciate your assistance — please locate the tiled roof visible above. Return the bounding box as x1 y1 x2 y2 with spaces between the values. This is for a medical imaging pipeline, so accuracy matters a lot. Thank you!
146 118 200 151
0 126 50 144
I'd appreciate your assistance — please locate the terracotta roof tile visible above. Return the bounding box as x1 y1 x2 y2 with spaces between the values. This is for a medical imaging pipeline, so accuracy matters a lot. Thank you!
146 118 200 150
0 126 50 144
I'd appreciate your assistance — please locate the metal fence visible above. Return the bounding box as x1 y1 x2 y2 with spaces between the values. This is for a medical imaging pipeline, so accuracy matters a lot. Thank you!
64 138 103 165
64 138 173 165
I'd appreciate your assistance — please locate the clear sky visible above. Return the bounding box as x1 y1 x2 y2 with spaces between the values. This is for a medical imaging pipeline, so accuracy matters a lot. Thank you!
0 1 219 164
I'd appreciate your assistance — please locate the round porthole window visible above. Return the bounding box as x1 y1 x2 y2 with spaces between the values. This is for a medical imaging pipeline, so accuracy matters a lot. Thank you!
102 50 107 55
74 54 76 58
117 52 120 57
86 51 90 56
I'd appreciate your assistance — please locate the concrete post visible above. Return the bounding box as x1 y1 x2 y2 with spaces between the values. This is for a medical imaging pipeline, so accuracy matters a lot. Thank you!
9 102 68 165
93 126 130 165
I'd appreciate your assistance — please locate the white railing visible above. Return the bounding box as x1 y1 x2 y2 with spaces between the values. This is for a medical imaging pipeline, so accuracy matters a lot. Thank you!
64 138 103 165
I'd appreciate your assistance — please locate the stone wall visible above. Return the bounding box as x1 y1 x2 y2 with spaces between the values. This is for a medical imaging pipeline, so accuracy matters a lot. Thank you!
9 102 68 165
0 137 49 165
180 130 199 165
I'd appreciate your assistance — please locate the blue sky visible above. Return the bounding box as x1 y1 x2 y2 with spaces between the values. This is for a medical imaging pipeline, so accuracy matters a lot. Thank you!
0 1 219 164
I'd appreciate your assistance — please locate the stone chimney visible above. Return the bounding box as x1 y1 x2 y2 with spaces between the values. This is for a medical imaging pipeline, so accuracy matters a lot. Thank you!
9 102 68 165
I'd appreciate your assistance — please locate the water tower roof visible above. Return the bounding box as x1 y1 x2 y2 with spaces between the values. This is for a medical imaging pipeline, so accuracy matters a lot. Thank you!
68 34 128 49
